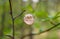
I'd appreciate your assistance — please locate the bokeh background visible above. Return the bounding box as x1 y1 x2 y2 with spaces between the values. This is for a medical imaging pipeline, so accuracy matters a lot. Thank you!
0 0 60 39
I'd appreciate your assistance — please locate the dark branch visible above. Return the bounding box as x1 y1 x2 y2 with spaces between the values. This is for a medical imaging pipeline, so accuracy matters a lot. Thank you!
54 16 60 19
55 12 60 16
9 0 14 39
14 10 26 20
49 16 60 25
38 23 60 34
49 21 56 25
21 23 60 38
9 0 13 16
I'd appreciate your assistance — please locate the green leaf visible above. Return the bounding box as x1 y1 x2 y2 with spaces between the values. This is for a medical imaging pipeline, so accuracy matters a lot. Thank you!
33 20 40 28
4 28 12 35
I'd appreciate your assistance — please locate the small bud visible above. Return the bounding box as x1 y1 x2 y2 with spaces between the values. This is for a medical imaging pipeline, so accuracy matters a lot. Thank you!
24 14 34 25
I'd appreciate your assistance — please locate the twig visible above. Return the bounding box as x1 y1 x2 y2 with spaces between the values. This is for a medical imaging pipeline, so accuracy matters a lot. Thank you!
29 26 33 39
14 10 26 20
21 23 60 38
38 23 60 34
49 16 60 25
9 0 13 16
55 12 60 16
9 0 14 39
54 16 60 19
49 21 56 25
9 0 25 39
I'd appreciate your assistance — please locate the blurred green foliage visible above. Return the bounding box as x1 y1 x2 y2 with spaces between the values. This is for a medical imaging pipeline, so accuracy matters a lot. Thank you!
0 0 60 39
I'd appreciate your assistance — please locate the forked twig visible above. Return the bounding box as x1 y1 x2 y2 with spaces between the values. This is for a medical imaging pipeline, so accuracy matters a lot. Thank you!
9 0 25 39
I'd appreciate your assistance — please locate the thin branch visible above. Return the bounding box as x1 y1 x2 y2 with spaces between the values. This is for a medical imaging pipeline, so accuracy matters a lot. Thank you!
21 23 60 38
53 12 60 19
48 15 60 25
49 16 60 25
54 16 60 19
49 21 56 25
55 12 60 16
9 0 26 39
14 10 26 20
9 0 13 16
38 23 60 34
29 26 33 39
9 0 14 39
